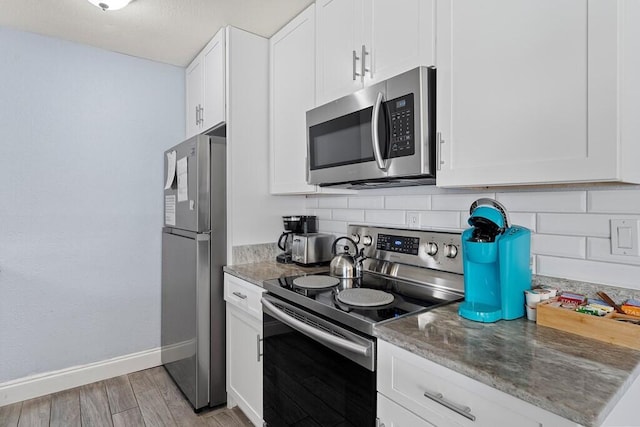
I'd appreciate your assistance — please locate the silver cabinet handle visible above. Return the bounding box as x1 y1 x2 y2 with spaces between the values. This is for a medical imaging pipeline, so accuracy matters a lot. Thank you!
423 389 476 421
199 105 204 124
436 131 444 170
360 44 369 82
195 105 199 126
232 291 247 299
256 335 263 362
371 92 387 171
352 50 361 81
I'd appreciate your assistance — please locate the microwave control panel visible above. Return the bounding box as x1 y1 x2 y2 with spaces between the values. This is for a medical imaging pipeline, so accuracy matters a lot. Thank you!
387 93 415 158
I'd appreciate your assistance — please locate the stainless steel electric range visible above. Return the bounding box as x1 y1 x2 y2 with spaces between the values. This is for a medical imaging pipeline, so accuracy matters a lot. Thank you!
261 225 465 427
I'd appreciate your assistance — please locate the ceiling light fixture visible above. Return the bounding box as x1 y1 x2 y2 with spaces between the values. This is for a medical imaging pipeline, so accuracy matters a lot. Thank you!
87 0 133 11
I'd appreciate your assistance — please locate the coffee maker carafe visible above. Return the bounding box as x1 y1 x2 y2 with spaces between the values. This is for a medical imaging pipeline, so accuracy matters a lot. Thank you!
458 199 531 323
276 215 317 263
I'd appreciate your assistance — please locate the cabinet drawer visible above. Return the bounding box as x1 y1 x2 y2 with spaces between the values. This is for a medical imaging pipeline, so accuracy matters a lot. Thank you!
224 274 265 320
378 341 554 427
378 393 435 427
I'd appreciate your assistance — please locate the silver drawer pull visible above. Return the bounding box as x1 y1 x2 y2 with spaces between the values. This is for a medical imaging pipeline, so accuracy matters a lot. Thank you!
232 291 247 299
423 389 476 421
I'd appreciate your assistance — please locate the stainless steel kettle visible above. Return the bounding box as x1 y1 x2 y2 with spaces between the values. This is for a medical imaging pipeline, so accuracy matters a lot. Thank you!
330 236 364 279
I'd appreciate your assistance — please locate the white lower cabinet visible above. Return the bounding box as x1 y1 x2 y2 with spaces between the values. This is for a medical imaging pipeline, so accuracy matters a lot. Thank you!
377 340 576 427
378 393 435 427
224 273 265 427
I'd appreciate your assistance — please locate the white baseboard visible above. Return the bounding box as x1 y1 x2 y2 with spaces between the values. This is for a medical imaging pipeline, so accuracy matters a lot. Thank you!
0 347 162 407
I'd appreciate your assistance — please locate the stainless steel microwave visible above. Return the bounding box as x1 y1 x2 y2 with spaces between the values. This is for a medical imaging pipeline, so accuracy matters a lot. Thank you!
306 66 436 188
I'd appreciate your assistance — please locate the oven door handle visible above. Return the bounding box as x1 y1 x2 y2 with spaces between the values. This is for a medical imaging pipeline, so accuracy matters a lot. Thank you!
261 298 371 357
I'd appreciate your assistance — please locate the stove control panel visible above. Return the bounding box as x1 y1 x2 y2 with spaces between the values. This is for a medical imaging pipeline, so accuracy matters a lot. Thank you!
349 224 463 275
377 234 420 255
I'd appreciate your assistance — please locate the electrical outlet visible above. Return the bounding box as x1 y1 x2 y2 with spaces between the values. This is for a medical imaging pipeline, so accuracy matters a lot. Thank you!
407 212 420 228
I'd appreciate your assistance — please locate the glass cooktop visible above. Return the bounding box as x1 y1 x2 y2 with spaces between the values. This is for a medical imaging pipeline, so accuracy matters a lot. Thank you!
262 271 463 336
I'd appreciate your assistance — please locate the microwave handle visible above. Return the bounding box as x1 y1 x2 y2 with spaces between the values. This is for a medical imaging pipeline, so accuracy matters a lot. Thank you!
371 92 387 171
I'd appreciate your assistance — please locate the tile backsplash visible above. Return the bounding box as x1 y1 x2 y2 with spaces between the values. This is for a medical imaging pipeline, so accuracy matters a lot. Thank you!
306 185 640 291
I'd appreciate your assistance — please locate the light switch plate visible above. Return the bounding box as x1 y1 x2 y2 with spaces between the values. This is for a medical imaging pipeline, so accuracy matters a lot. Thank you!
610 219 640 256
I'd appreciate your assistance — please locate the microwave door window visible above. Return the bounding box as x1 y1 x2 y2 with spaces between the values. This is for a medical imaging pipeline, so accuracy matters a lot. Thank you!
309 108 375 170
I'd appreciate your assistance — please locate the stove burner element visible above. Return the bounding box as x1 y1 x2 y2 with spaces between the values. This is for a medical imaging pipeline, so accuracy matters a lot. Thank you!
337 288 394 307
292 275 340 289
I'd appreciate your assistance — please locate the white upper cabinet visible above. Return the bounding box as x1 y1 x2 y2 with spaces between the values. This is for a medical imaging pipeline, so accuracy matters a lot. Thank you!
201 31 225 133
315 0 363 105
270 5 356 195
362 0 434 85
185 59 203 139
316 0 434 106
436 0 640 187
270 5 317 194
185 28 225 138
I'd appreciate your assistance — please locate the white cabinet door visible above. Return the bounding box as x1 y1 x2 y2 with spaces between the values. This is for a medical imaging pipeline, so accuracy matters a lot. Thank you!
378 340 576 427
364 0 434 85
316 0 434 105
378 393 435 427
202 29 226 132
224 274 265 427
185 28 226 139
185 58 203 139
227 305 262 427
315 0 364 105
436 0 619 187
270 5 317 194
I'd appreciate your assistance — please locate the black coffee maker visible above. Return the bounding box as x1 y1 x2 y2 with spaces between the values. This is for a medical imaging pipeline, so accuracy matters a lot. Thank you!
276 215 317 263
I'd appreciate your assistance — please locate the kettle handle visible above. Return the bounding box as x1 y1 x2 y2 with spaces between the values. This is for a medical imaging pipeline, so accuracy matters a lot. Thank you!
331 236 359 256
278 232 291 251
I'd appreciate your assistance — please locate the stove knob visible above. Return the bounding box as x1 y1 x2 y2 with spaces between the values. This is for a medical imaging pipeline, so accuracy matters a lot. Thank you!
444 244 458 258
362 235 373 246
351 233 360 244
425 242 438 256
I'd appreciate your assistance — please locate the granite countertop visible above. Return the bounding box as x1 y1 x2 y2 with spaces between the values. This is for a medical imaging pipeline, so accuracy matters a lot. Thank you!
223 261 328 287
224 261 640 425
375 303 640 427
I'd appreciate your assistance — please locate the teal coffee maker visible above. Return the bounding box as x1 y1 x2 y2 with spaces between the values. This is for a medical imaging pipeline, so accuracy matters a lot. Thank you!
458 199 531 322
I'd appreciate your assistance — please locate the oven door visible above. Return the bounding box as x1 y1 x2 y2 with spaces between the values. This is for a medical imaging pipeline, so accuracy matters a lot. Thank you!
261 294 376 427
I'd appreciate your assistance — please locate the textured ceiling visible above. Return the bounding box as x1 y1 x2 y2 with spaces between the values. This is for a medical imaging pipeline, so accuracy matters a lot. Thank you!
0 0 315 66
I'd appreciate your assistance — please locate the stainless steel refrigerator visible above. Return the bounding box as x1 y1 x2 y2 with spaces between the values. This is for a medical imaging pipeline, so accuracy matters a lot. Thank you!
161 134 226 410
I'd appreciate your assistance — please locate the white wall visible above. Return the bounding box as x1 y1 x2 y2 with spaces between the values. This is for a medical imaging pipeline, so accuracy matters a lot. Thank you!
0 28 184 383
307 185 640 291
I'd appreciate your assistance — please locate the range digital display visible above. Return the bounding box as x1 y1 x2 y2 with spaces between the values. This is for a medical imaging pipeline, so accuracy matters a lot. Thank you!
377 234 420 255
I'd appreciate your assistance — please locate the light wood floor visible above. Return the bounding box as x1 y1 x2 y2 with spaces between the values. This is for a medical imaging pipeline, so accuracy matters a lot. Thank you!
0 366 252 427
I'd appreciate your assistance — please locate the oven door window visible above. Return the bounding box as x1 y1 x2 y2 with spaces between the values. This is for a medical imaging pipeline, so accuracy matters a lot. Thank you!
308 106 389 170
263 312 376 427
